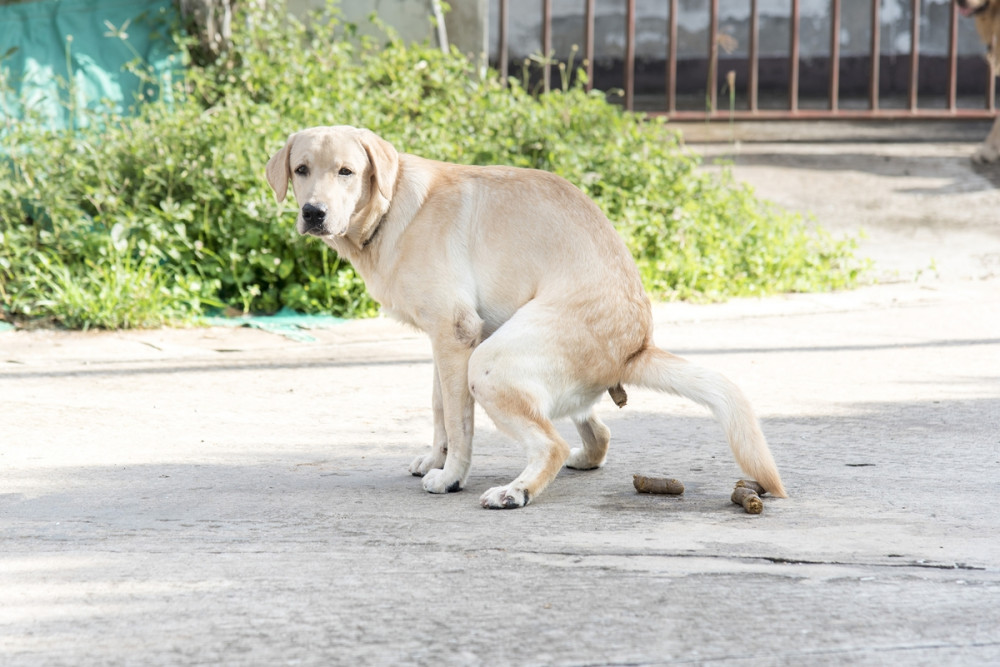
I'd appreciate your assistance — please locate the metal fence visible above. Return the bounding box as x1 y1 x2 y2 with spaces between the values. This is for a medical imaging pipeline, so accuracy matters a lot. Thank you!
494 0 998 120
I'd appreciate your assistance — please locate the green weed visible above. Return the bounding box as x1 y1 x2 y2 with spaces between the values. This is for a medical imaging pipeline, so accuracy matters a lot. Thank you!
10 243 191 330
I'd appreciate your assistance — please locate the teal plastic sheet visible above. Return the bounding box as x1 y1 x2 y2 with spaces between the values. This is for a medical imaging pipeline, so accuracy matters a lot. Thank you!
0 312 345 337
202 308 348 343
0 0 180 130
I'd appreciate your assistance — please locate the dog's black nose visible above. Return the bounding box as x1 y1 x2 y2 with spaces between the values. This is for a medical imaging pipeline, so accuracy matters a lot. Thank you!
301 203 327 229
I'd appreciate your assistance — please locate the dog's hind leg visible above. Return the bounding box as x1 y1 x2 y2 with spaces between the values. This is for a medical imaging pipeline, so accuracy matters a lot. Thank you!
473 388 571 509
565 410 610 470
468 308 600 508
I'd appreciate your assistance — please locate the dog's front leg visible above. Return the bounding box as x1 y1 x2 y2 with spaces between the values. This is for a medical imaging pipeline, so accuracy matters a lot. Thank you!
408 365 448 476
418 338 475 494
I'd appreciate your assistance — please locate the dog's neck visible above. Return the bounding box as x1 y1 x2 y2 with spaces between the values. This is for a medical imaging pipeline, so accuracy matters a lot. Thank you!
330 194 391 259
361 212 387 249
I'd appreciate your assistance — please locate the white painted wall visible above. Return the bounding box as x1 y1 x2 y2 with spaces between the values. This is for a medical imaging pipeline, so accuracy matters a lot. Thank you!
288 0 488 59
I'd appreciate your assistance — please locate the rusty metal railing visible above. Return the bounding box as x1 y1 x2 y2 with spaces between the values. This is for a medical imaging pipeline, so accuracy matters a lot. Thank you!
494 0 998 121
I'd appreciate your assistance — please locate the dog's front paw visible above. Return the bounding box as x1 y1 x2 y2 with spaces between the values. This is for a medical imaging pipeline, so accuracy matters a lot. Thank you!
421 468 464 494
409 450 446 477
480 484 530 509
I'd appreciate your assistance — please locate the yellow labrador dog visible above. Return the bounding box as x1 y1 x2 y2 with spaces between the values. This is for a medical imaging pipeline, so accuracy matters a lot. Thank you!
265 126 786 508
958 0 1000 162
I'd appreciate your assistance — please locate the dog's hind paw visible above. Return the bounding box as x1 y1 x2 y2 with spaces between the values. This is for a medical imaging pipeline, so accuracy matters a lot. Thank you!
565 447 604 470
409 450 446 477
479 485 529 509
421 468 464 494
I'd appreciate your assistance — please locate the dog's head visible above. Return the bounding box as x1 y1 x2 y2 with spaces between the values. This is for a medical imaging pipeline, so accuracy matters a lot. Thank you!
265 126 399 242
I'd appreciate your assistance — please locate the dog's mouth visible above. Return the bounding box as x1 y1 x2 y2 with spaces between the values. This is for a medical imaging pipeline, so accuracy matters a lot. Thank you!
300 221 327 237
298 217 349 239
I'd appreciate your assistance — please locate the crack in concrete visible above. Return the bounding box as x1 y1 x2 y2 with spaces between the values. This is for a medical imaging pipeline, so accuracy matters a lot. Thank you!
508 548 989 572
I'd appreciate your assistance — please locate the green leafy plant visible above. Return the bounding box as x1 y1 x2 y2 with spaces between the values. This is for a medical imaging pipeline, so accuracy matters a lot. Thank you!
0 1 863 330
10 243 188 330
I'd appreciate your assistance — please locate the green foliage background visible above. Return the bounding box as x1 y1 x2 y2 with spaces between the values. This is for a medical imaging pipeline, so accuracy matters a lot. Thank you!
0 2 862 329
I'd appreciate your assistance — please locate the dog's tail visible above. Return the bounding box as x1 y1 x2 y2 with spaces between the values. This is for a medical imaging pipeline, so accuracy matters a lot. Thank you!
623 346 787 497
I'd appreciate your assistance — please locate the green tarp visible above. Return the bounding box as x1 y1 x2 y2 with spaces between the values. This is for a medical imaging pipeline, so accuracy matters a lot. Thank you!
0 0 180 130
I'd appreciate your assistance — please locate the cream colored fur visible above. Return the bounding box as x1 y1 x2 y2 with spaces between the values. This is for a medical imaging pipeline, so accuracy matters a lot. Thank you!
265 125 787 508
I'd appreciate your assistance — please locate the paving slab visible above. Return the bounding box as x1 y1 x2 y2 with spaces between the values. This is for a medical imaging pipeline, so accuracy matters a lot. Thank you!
2 127 999 665
695 138 1000 284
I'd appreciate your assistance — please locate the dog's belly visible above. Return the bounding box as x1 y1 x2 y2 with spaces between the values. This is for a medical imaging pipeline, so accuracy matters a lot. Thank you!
476 300 521 340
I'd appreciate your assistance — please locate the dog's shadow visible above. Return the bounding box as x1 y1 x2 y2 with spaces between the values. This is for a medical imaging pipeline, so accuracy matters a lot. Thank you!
971 159 1000 187
900 158 1000 195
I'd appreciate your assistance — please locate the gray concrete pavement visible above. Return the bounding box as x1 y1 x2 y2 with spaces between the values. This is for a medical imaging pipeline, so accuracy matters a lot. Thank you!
2 129 1000 665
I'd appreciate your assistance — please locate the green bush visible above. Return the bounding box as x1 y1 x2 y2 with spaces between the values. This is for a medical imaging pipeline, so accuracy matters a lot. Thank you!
0 2 862 329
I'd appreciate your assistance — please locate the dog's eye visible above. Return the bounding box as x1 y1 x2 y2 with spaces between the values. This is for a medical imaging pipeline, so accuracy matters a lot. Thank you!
294 165 309 176
338 167 353 176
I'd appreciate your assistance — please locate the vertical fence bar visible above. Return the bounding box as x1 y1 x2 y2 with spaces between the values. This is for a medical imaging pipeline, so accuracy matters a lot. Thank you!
667 0 678 112
625 0 636 110
829 0 840 110
908 0 919 111
989 69 997 112
790 0 800 112
498 0 508 85
584 0 595 91
542 0 552 92
709 0 719 113
749 0 759 111
869 0 880 110
947 1 958 111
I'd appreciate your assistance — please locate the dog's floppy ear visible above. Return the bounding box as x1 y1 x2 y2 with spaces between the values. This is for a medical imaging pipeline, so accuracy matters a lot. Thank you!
265 133 296 202
357 128 399 209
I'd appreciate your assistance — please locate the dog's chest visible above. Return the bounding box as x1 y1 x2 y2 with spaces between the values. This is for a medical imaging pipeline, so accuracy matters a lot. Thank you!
380 304 420 330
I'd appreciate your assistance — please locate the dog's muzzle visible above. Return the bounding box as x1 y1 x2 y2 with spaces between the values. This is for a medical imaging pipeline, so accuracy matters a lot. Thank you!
300 203 328 236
